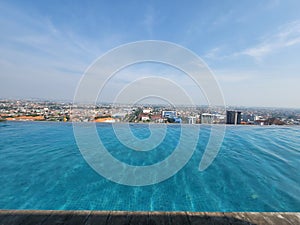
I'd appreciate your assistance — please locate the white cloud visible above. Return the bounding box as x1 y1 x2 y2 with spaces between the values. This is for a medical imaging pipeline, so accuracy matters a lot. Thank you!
142 6 155 37
241 20 300 60
203 47 222 60
204 20 300 62
96 63 209 105
217 74 251 83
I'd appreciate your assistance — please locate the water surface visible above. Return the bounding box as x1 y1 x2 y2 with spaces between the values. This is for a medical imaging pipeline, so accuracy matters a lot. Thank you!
0 121 299 211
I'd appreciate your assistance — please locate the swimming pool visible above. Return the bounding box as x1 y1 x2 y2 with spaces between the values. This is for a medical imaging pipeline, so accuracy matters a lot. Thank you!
0 122 299 211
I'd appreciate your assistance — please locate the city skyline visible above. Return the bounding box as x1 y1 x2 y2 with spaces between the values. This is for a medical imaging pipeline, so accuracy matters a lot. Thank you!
1 1 300 108
1 99 299 125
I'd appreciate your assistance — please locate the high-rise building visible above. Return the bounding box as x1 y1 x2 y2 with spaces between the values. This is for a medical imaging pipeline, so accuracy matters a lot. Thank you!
226 111 241 125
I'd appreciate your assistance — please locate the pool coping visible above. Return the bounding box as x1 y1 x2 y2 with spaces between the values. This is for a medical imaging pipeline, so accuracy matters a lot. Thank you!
0 210 299 225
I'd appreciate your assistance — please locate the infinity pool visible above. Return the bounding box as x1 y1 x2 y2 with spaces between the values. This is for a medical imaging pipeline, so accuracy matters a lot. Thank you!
0 122 299 211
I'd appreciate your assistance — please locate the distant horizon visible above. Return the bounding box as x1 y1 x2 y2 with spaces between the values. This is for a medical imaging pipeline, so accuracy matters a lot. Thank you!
1 97 300 110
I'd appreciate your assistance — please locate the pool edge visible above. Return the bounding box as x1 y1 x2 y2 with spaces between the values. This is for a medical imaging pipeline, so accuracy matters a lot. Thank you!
0 210 299 224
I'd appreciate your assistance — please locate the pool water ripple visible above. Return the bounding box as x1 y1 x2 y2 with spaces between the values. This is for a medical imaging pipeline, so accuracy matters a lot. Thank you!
0 122 299 211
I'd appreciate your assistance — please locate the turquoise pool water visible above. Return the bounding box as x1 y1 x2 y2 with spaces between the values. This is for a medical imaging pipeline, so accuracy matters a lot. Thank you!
0 121 299 211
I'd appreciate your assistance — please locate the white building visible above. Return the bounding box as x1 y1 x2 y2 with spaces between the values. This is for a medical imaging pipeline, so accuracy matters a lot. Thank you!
141 115 150 121
188 116 197 124
143 108 152 114
201 113 213 124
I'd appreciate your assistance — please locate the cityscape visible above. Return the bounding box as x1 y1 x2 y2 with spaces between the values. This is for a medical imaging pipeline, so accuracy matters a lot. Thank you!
1 1 300 224
1 99 299 125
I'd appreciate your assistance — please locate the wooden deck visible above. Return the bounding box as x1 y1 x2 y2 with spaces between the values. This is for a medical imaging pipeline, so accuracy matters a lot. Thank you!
0 210 299 225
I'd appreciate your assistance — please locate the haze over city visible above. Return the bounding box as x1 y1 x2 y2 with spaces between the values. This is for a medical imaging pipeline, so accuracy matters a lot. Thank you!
1 0 300 108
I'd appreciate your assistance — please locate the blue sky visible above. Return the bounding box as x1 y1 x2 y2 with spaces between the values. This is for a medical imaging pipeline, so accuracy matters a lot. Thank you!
1 0 300 107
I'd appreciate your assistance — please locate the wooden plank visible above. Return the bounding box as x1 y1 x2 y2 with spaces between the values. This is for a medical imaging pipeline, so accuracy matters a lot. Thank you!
17 212 50 225
148 211 171 225
0 210 300 225
41 210 74 225
0 210 30 225
186 212 229 225
62 210 91 225
227 212 255 224
258 212 295 225
104 211 129 225
168 212 190 225
85 211 110 225
279 213 300 225
127 211 149 225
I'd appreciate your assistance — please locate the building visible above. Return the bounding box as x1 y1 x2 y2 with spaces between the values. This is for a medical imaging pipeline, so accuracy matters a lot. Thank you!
142 108 152 114
188 116 197 124
150 114 163 123
162 111 177 118
167 117 181 123
201 113 213 124
226 111 241 125
139 113 150 122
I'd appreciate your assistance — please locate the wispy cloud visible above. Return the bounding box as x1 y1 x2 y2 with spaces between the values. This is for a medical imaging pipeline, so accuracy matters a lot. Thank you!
241 20 300 60
214 70 253 83
142 6 155 37
0 2 106 100
0 2 117 83
204 20 300 63
203 47 222 59
212 10 234 27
